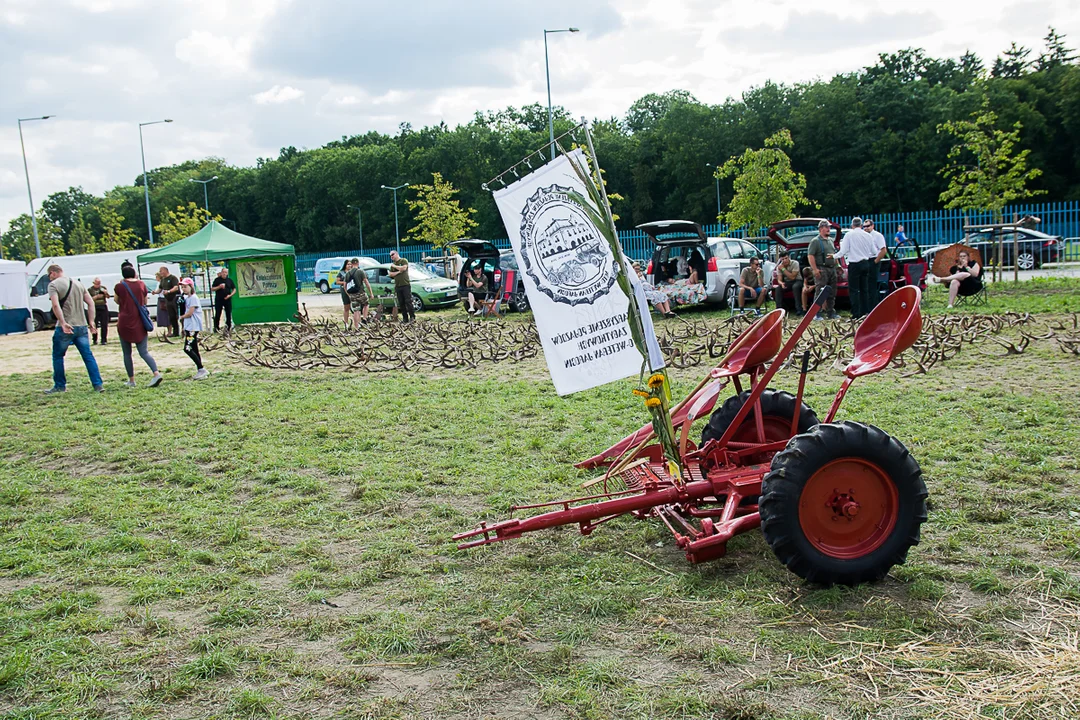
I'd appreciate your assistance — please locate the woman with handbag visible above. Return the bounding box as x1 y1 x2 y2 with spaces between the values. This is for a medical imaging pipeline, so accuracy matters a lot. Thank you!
114 265 163 388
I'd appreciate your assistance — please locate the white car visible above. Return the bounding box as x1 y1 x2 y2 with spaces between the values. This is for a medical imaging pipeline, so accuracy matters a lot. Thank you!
640 220 775 307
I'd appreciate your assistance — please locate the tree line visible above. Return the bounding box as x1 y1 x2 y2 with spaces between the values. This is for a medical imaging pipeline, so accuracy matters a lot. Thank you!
3 30 1078 261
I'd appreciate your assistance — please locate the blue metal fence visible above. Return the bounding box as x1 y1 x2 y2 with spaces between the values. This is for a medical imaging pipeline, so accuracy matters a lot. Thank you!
296 201 1080 282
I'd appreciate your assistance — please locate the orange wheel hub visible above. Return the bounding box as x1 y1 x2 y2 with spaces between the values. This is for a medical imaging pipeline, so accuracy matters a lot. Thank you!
798 458 898 559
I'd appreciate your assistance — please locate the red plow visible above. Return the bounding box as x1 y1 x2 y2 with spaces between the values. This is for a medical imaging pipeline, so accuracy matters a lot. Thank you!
455 287 929 585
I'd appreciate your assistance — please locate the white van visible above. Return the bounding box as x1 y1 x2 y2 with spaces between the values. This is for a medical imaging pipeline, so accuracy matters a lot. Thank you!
26 250 179 331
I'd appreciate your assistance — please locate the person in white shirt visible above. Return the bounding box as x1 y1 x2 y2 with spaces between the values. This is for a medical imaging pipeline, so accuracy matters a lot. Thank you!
179 278 209 380
863 219 888 312
835 217 881 319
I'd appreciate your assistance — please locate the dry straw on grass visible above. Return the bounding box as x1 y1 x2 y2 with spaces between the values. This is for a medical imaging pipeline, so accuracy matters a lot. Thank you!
804 596 1080 719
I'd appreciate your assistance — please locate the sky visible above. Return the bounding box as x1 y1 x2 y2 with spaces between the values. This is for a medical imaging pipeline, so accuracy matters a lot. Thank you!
1 0 1078 230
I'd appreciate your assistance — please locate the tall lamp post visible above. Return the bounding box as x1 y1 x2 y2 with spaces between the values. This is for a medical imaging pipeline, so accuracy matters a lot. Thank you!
380 183 409 255
544 27 579 159
139 119 173 245
705 163 721 226
347 204 364 255
17 115 54 258
189 176 219 218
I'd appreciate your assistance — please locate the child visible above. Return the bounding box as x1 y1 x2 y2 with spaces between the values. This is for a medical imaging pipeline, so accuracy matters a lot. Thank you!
179 278 209 380
800 266 816 315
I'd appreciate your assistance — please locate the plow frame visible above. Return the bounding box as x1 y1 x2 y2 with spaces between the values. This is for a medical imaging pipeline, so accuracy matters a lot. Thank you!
454 285 924 566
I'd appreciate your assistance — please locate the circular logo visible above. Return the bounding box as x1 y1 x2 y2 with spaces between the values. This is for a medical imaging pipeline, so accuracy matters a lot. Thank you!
518 184 616 306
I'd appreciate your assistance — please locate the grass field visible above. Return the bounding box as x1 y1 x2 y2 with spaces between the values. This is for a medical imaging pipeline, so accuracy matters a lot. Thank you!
1 280 1079 719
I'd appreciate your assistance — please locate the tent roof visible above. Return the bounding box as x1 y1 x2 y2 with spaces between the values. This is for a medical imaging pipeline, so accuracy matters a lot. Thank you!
137 221 294 263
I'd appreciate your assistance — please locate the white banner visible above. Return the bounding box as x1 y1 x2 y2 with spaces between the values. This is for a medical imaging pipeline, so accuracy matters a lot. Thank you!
493 150 664 395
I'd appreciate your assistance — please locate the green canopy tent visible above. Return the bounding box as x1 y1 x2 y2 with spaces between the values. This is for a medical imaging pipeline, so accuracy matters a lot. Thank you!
137 221 298 325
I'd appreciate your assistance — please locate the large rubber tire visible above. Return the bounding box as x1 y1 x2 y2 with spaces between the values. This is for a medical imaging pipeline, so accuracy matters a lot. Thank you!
319 280 330 294
760 422 927 586
701 390 819 465
32 311 47 332
511 292 530 313
411 293 424 313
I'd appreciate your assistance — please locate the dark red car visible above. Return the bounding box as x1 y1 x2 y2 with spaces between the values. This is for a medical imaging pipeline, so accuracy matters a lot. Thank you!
767 218 848 308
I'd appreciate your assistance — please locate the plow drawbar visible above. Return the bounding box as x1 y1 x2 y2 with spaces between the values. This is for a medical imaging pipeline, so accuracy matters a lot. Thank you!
455 286 930 585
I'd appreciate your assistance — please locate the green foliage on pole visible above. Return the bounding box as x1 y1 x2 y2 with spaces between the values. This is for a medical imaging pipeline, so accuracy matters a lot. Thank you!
715 129 817 231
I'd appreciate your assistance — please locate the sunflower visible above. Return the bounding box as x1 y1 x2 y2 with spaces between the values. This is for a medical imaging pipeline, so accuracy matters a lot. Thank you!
644 397 662 408
647 373 665 389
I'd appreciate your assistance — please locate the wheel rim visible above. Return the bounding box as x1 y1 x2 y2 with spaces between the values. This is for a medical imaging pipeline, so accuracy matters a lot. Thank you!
412 295 422 312
731 415 797 463
1018 253 1034 270
798 458 898 559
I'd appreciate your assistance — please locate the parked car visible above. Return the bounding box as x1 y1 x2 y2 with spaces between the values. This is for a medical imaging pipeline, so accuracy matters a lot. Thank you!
360 262 459 313
923 227 1062 270
446 239 530 313
766 218 848 308
639 220 775 307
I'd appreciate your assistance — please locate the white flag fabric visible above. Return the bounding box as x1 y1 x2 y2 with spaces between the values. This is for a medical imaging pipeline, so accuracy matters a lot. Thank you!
493 150 664 396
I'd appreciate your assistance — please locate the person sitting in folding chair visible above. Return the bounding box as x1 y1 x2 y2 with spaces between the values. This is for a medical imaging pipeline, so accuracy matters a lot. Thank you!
464 265 490 315
930 250 982 308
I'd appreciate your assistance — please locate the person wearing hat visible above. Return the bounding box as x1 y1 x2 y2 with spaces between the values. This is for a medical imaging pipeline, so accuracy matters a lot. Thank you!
772 249 803 314
806 220 839 319
178 278 209 380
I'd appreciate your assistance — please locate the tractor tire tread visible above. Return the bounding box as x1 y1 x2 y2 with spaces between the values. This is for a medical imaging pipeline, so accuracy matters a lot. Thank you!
701 389 819 446
760 421 928 586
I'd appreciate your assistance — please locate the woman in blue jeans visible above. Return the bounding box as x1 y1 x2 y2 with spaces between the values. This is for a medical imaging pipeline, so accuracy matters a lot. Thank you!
115 265 163 388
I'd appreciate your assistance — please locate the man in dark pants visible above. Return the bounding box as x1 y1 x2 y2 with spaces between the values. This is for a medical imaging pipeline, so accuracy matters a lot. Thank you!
211 267 237 332
388 250 415 323
155 266 181 336
806 220 839 319
837 217 878 318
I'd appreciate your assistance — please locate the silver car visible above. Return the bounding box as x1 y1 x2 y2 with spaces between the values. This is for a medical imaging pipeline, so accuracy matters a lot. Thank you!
640 220 775 307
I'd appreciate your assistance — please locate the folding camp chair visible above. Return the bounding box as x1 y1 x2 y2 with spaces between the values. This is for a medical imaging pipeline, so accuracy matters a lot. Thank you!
953 284 989 308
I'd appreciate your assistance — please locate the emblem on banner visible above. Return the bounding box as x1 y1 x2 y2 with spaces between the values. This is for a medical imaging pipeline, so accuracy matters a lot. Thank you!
518 184 617 306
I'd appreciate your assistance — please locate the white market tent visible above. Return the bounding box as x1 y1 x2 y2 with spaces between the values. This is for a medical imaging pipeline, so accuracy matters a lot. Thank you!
0 259 31 335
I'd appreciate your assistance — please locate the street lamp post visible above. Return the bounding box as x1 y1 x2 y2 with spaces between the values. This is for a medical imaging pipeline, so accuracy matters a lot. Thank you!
544 27 579 159
189 176 219 218
380 183 409 255
347 204 364 255
139 119 173 245
17 115 54 258
705 163 721 226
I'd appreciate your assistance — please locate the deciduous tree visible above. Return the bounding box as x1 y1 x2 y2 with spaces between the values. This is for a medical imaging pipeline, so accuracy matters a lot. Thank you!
715 129 817 232
154 202 221 246
405 173 477 254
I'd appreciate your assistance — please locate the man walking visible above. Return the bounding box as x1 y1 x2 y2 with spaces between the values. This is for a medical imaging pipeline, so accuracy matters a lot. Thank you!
388 250 415 323
345 258 375 325
806 220 839 319
835 217 877 319
210 267 237 332
45 265 103 394
87 277 111 344
864 219 888 310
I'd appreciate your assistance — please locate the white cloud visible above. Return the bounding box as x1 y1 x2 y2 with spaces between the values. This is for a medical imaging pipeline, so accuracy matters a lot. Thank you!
175 30 252 73
251 85 305 105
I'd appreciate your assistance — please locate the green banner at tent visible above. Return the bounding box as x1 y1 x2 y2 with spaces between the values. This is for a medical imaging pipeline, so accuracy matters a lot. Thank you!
237 258 287 297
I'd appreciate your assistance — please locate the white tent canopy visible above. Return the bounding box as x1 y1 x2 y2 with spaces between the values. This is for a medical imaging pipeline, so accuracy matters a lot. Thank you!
0 259 30 310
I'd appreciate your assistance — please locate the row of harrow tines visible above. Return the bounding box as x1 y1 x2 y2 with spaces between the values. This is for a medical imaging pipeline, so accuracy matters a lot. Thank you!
199 309 1078 374
201 311 541 371
653 311 1077 377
